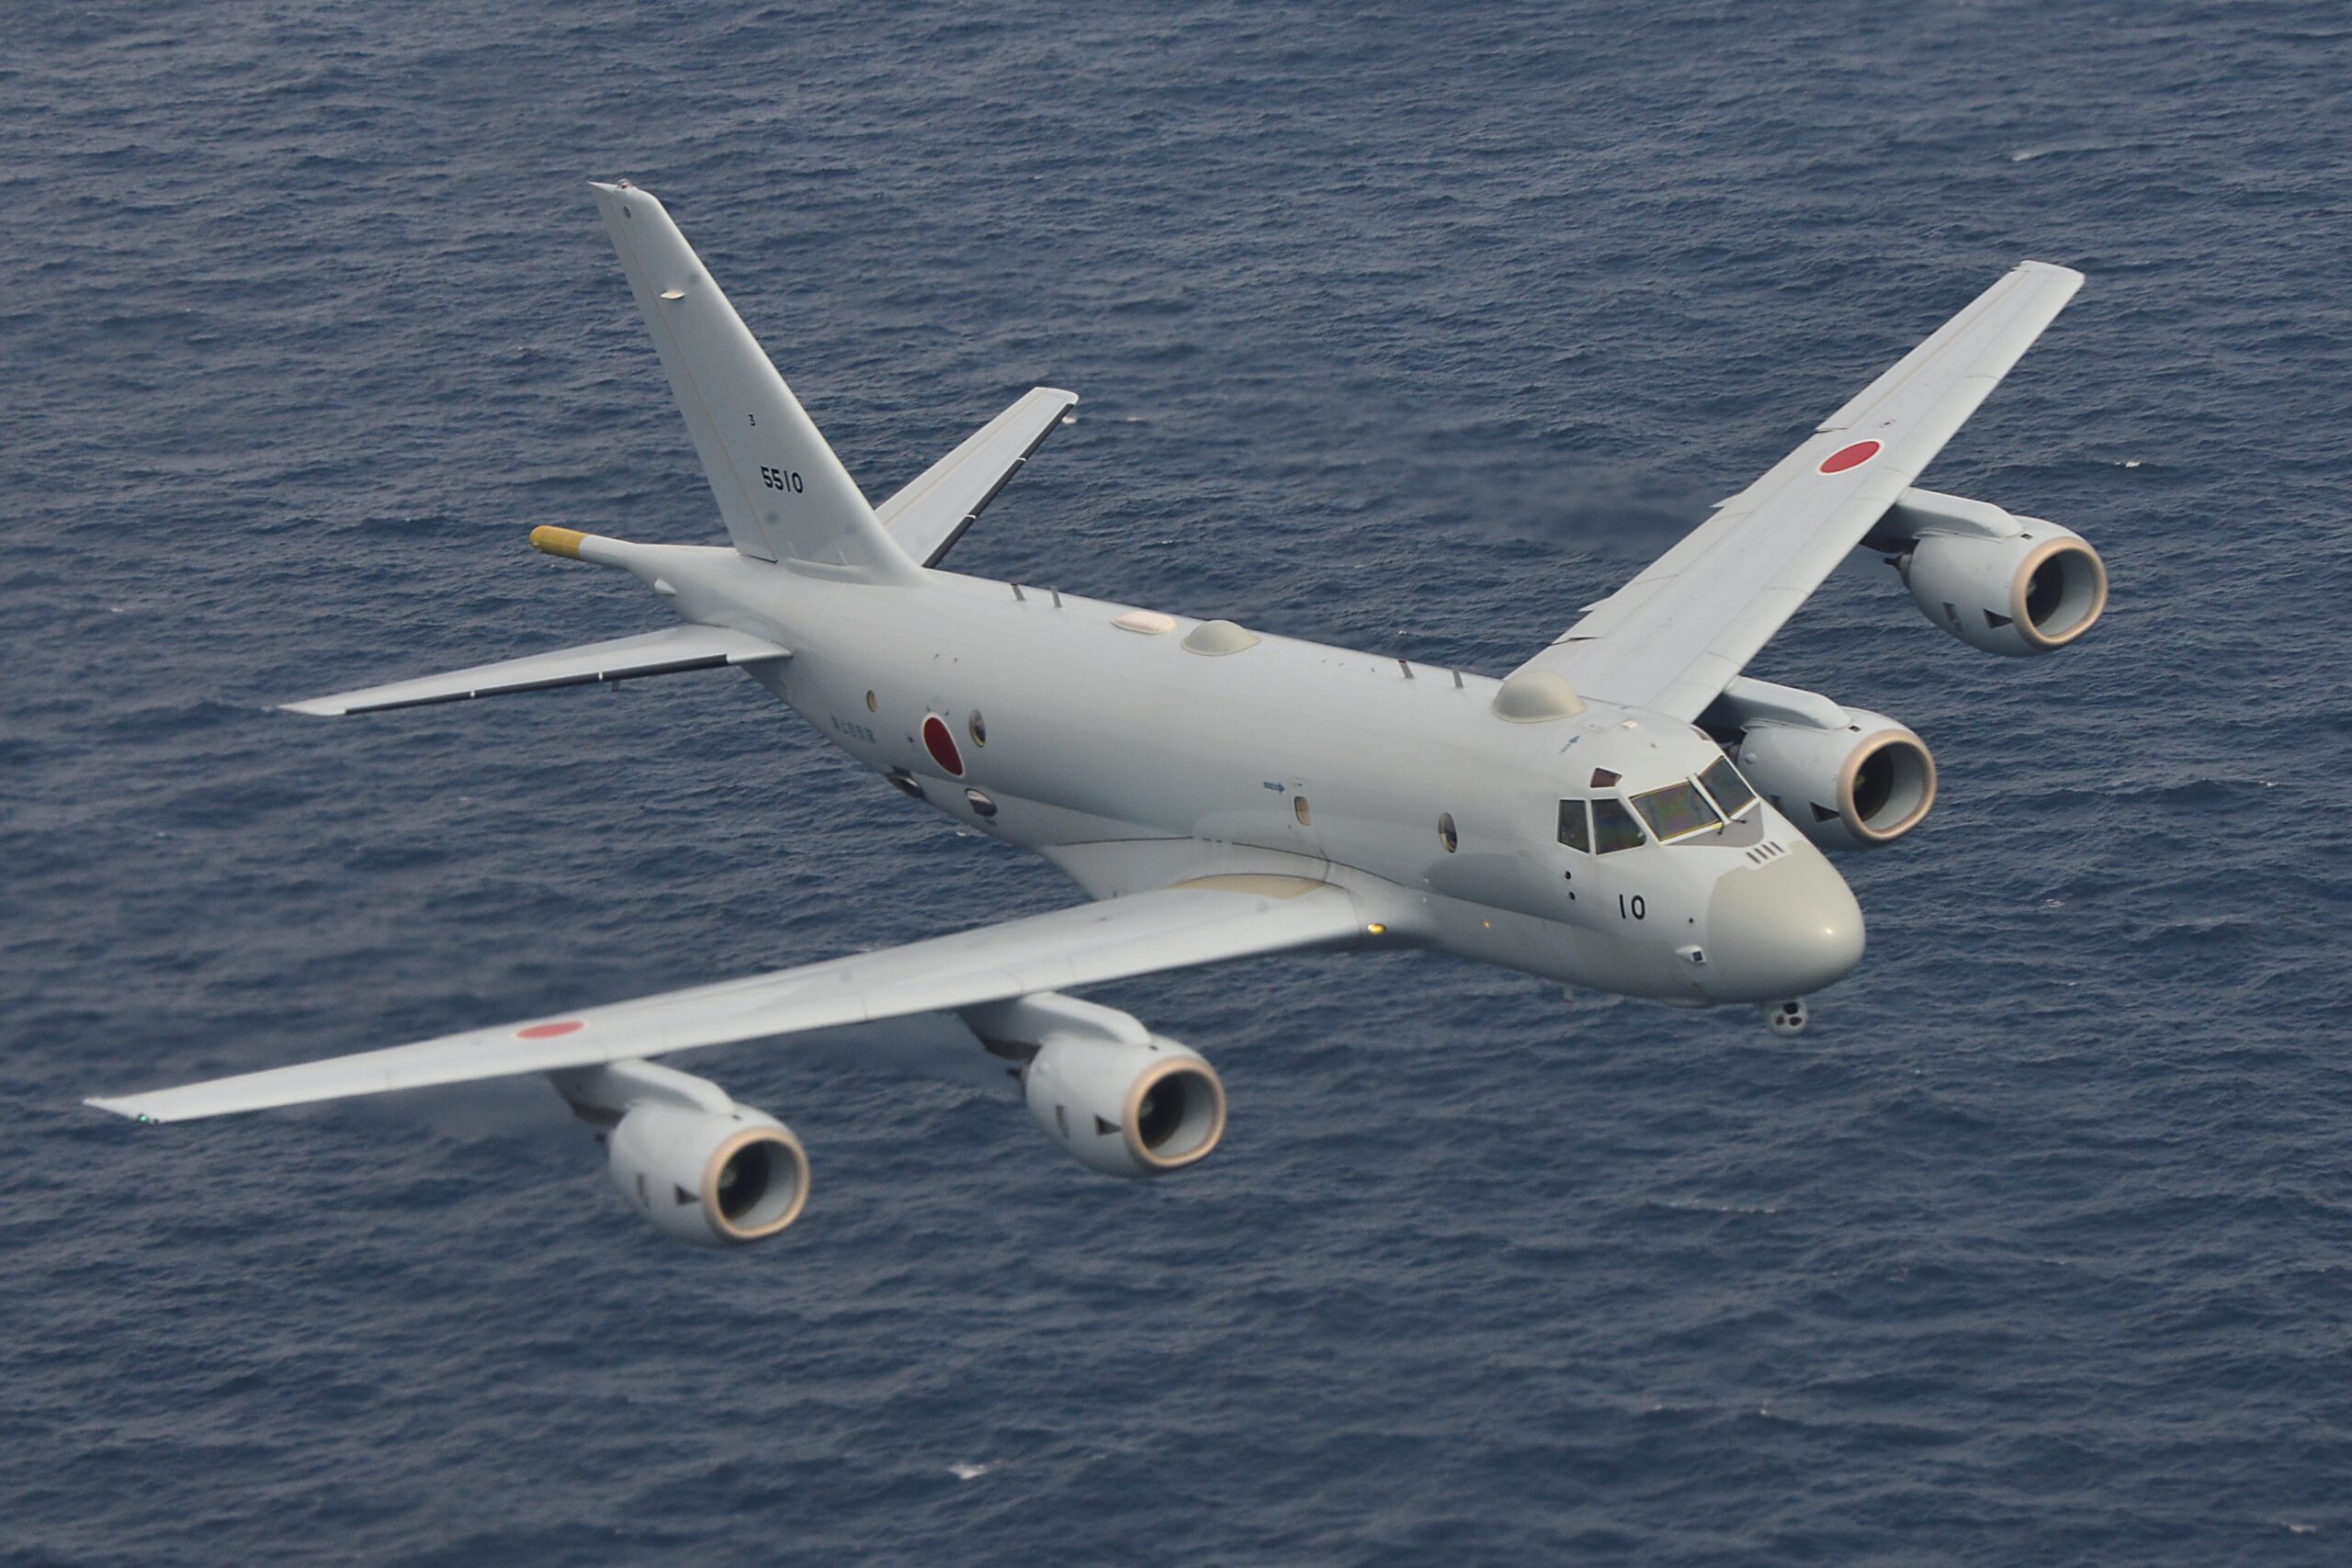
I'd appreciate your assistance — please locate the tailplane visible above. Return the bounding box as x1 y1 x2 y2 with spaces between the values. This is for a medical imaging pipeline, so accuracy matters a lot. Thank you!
589 182 918 582
875 386 1077 568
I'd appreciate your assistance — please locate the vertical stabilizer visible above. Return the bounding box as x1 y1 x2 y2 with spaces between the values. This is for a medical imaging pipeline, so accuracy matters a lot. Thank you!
588 182 918 582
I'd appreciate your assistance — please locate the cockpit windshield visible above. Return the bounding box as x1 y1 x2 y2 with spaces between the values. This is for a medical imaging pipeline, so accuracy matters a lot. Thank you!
1565 756 1759 855
1699 755 1758 818
1591 796 1646 854
1632 780 1723 841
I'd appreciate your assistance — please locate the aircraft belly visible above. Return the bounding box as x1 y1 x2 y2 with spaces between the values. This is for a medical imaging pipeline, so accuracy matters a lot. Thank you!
1407 892 1688 999
1041 840 1333 901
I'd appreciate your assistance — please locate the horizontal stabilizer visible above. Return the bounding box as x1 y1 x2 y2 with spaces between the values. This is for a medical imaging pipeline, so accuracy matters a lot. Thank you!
876 388 1078 567
282 625 789 716
86 878 1362 1122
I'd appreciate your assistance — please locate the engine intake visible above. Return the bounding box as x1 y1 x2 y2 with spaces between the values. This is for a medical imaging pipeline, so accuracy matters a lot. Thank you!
608 1103 808 1246
554 1059 810 1247
1875 488 2108 657
1706 678 1937 853
1025 1035 1226 1178
967 992 1227 1179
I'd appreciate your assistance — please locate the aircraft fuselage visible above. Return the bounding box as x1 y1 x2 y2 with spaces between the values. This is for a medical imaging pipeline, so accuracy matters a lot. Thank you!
605 537 1864 1009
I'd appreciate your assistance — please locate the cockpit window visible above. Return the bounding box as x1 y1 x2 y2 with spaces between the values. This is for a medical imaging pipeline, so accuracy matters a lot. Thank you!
1592 797 1646 854
1632 780 1723 841
1698 755 1758 818
1556 799 1590 853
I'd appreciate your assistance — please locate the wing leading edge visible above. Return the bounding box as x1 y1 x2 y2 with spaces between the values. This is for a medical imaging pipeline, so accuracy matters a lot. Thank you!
87 877 1363 1123
1516 261 2084 721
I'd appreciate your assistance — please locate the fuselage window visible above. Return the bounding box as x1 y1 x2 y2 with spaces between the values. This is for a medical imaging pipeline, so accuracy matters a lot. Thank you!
968 710 988 748
1592 797 1647 854
1295 795 1312 827
1439 812 1458 852
1556 799 1590 853
1698 755 1758 818
1633 780 1724 841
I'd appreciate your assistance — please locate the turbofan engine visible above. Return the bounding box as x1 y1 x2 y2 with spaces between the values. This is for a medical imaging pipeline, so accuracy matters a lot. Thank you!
1704 676 1937 853
1871 487 2109 657
552 1059 810 1247
965 992 1227 1179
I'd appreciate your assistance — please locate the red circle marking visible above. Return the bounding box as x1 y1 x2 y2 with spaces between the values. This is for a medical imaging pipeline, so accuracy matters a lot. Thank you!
1818 439 1882 475
516 1021 584 1040
922 714 965 776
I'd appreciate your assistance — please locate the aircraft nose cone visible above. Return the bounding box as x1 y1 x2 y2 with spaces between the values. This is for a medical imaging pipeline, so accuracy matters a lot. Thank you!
1704 849 1866 1002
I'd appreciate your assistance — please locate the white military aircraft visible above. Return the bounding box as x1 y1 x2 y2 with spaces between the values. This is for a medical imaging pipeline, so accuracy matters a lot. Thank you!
89 184 2107 1246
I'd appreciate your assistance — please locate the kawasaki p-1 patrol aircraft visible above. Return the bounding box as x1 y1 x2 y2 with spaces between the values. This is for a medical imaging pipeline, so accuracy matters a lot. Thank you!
89 185 2107 1246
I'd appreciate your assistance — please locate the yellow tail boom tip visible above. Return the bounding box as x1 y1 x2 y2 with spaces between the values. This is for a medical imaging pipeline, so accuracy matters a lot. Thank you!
531 525 587 559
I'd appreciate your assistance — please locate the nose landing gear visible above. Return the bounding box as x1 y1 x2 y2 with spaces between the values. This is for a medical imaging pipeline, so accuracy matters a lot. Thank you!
1764 998 1808 1038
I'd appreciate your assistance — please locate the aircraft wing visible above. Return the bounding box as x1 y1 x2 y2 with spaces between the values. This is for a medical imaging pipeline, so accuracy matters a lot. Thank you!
86 876 1363 1123
875 387 1079 568
281 625 790 716
1512 261 2084 721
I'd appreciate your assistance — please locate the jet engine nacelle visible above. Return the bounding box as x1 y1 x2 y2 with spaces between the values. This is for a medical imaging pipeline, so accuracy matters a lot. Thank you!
966 992 1227 1179
554 1059 810 1247
1707 677 1937 853
1025 1033 1226 1178
1874 487 2109 657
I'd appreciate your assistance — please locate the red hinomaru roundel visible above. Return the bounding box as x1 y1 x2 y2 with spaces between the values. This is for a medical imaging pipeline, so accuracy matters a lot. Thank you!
1818 439 1882 474
515 1021 584 1040
922 714 964 776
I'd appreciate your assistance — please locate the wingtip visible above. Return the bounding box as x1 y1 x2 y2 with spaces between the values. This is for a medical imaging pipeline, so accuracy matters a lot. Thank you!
278 697 347 717
2018 258 2087 287
85 1096 155 1122
587 179 655 210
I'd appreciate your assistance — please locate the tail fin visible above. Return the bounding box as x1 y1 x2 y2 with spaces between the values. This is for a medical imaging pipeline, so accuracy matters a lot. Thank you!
589 182 918 582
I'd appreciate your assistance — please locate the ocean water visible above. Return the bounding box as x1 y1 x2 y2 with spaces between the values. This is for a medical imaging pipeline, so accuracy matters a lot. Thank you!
5 2 2349 1562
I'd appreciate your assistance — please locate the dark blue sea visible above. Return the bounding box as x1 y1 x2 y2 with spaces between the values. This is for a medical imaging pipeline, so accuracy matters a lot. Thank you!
6 3 2349 1562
